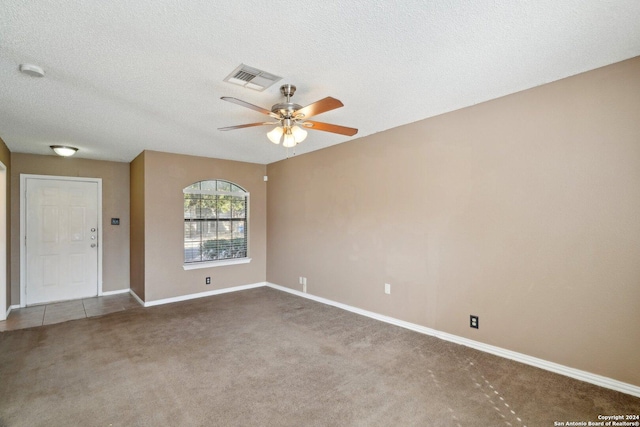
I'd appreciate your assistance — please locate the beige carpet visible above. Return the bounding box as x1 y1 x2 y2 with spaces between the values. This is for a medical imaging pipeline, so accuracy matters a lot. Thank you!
0 287 638 426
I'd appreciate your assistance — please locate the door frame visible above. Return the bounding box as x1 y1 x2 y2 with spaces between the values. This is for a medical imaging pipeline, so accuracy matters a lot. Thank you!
20 174 103 307
0 161 6 320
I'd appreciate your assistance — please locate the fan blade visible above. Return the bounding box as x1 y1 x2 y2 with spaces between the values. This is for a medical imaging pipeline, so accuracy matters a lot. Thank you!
218 122 276 131
303 121 358 136
221 97 278 117
293 97 344 119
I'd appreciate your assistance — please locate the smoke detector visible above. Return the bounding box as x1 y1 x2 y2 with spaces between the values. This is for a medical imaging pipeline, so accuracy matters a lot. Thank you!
19 63 45 77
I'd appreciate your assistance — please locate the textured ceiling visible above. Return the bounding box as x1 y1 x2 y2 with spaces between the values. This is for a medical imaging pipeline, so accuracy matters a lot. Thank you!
1 1 640 164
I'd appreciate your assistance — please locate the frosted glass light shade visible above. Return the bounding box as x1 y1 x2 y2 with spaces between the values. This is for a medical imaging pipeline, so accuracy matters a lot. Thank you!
50 145 78 157
267 127 283 144
268 125 307 147
291 126 307 142
282 132 296 148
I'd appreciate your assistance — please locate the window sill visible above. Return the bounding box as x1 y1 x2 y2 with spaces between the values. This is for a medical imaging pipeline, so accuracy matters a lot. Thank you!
183 258 252 270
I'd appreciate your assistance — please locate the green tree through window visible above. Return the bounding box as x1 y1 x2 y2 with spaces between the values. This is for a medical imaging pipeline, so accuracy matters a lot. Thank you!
184 180 248 263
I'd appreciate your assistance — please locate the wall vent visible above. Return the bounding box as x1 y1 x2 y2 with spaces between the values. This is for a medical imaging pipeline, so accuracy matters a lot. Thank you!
223 64 282 91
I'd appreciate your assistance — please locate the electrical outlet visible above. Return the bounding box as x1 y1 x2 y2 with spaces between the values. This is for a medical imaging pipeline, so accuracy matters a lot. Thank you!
299 277 303 285
470 315 479 329
205 277 211 285
303 283 307 293
384 283 391 294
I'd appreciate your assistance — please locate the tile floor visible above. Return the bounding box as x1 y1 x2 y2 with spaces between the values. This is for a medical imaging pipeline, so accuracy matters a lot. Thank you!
0 293 140 332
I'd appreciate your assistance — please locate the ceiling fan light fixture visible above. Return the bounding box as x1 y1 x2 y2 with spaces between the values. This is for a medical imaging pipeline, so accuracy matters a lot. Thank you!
291 125 308 143
282 130 296 148
50 145 78 157
220 84 358 151
267 126 283 144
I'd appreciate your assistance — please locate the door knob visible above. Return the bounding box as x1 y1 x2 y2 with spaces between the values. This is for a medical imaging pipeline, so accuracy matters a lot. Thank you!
91 243 97 248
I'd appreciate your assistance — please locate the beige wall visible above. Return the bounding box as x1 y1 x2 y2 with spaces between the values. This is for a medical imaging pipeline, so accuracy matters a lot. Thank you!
130 152 145 300
0 137 10 313
132 150 267 302
10 154 130 303
266 57 640 386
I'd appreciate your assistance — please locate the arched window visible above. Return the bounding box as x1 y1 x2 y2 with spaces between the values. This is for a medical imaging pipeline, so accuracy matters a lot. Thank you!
183 180 249 267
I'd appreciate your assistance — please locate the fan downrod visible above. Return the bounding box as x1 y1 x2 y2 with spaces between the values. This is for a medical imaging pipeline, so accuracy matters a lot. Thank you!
272 84 302 117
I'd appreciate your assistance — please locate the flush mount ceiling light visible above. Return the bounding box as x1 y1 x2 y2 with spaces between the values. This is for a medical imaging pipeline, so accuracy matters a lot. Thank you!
218 84 358 149
50 145 78 157
19 63 45 78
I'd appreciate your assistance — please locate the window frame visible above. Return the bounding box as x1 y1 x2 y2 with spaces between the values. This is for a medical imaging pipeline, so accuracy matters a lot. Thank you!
182 180 251 270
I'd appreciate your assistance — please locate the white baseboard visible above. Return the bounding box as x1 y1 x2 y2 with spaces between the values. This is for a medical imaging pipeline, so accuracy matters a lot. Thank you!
129 289 145 307
6 304 20 319
266 282 640 398
136 282 267 308
101 289 131 296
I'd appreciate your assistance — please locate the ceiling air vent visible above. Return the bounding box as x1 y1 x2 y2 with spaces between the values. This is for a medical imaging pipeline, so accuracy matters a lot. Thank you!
223 64 282 92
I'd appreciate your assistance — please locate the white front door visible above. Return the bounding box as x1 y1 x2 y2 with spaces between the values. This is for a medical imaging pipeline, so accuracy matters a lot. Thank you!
25 177 99 305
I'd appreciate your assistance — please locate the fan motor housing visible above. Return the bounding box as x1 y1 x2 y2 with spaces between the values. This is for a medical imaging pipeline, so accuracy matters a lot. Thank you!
271 102 303 118
272 84 301 118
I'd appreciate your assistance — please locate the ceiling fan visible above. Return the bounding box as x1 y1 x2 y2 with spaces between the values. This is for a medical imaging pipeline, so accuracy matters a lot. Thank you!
218 84 358 148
